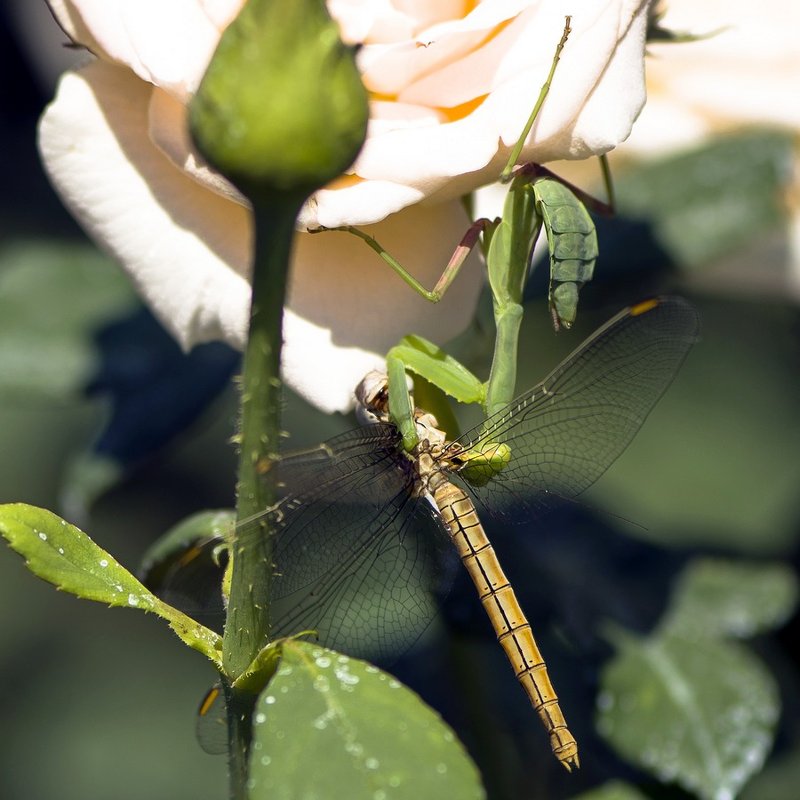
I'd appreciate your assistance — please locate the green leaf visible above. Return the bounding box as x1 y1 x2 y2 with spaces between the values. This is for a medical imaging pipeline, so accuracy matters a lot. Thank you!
248 640 485 800
597 628 778 800
662 558 798 640
388 335 484 405
0 503 222 668
569 780 649 800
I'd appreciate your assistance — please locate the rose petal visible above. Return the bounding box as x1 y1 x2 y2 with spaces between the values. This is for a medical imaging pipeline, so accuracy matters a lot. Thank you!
47 0 244 100
330 0 474 44
39 61 253 350
567 0 648 155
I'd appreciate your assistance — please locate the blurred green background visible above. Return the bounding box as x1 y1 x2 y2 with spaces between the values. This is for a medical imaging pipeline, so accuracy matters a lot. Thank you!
2 6 799 800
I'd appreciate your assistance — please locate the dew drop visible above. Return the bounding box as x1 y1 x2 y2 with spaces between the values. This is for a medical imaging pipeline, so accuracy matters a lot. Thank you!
388 774 402 788
260 755 271 767
99 559 109 568
315 655 332 668
365 757 379 770
436 763 447 775
335 668 360 687
127 594 139 606
373 791 387 800
58 548 64 555
255 712 267 724
264 695 276 705
388 679 400 689
37 531 47 541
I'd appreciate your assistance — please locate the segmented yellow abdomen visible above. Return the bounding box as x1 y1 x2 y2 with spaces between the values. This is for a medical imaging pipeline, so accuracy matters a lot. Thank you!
432 479 579 771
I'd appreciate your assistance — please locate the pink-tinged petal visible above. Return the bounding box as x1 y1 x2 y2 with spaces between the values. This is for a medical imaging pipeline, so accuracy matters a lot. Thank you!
46 0 109 60
46 0 244 99
38 61 252 351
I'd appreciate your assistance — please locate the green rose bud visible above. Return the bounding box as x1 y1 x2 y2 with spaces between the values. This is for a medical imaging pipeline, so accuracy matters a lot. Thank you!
189 0 368 205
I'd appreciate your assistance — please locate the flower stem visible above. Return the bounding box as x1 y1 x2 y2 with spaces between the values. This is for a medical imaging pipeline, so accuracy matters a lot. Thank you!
223 197 303 799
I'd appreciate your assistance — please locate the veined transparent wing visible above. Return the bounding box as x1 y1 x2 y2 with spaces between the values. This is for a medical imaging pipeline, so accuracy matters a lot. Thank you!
451 297 700 516
237 423 451 662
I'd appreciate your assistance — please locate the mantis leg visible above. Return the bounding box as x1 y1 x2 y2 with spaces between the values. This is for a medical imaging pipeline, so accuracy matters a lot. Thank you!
499 16 573 182
313 217 494 303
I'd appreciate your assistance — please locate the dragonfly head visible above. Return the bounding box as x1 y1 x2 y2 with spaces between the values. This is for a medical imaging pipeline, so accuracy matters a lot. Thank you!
355 369 417 428
355 370 391 425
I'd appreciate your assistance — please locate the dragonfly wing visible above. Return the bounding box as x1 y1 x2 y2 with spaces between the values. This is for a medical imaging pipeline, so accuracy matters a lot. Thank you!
456 297 699 516
271 423 403 492
238 425 451 662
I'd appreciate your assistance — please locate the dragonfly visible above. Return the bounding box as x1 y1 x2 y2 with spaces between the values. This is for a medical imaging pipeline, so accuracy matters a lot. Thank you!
205 296 699 771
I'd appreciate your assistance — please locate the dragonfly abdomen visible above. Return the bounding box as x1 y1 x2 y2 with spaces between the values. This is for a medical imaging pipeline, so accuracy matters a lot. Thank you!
432 479 580 771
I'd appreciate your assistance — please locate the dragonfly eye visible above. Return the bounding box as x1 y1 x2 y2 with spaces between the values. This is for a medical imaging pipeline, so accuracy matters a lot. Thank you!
355 371 391 424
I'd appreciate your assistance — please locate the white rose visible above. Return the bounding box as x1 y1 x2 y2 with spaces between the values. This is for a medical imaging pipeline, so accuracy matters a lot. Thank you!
39 0 653 412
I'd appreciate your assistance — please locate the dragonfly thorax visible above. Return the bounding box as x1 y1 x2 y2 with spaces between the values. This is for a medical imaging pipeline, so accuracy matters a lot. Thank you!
409 439 450 499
